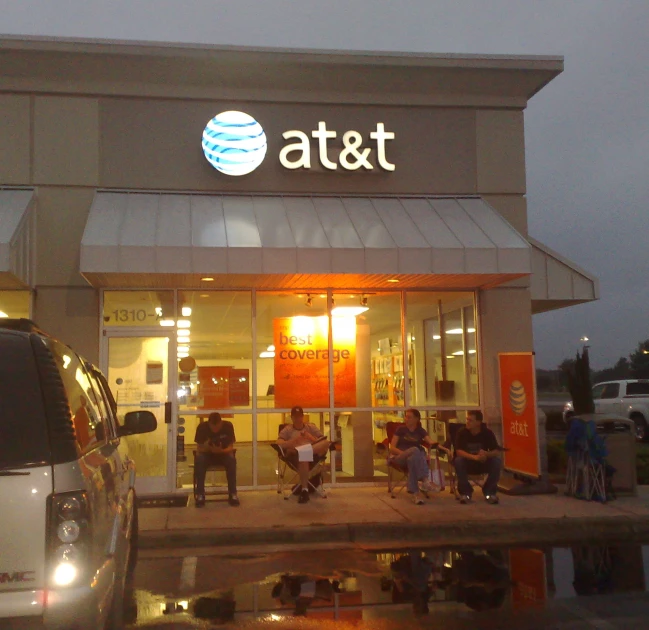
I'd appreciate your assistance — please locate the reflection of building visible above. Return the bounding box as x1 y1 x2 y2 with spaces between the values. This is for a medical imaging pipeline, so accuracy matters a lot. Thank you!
0 38 599 495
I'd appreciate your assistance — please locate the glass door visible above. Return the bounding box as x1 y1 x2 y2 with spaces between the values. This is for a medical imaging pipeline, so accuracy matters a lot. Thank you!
104 332 175 494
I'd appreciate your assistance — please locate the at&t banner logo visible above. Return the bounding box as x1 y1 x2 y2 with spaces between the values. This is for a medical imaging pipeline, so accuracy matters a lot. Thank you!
202 110 395 177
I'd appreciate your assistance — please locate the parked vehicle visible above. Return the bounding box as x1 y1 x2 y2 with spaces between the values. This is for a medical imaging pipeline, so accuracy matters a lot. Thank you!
563 379 649 441
0 319 157 629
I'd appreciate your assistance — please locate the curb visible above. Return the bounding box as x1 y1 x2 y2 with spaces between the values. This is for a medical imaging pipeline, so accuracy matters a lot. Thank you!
139 515 649 551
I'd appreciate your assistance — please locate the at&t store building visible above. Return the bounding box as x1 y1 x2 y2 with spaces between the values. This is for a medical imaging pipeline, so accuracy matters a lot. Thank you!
0 38 598 495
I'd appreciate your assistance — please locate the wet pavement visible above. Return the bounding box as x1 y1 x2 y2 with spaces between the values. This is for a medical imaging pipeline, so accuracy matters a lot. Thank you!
124 542 649 628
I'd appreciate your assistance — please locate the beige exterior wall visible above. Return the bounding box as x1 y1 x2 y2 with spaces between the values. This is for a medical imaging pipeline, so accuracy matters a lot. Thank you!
477 286 534 444
32 286 99 364
0 94 31 184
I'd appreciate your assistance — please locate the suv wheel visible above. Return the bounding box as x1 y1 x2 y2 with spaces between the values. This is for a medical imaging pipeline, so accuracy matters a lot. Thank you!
631 414 648 442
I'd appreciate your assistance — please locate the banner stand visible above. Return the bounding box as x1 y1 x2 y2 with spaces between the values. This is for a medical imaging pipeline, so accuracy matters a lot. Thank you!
497 353 558 496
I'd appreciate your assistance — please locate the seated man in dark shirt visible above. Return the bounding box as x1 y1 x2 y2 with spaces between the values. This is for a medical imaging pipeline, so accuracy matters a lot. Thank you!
389 408 438 505
454 410 502 505
194 412 239 507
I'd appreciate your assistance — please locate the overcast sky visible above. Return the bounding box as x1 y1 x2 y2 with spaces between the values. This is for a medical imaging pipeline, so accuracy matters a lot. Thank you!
2 0 648 369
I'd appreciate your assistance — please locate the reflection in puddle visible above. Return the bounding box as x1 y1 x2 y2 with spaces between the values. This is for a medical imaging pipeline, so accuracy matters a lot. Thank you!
128 544 649 627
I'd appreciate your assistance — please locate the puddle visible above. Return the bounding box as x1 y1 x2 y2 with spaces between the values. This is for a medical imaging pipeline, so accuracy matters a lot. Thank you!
126 544 649 627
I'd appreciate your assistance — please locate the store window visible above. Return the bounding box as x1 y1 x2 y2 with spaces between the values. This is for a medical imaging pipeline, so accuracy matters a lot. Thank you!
256 292 329 410
0 290 30 319
406 292 479 408
103 290 174 327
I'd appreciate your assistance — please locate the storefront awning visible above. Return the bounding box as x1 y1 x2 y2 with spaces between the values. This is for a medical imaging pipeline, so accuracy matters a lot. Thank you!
80 193 531 289
0 189 34 289
529 236 599 313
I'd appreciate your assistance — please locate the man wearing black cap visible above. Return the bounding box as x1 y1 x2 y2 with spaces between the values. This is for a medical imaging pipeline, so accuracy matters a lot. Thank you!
277 406 331 503
194 411 239 507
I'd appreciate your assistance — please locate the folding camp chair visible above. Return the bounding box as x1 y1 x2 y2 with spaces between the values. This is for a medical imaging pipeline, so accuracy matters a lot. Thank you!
271 424 330 500
383 421 442 499
565 418 608 502
192 448 237 504
438 422 499 499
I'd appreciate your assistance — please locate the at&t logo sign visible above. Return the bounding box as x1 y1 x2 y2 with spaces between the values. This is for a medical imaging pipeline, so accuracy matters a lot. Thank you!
202 111 396 176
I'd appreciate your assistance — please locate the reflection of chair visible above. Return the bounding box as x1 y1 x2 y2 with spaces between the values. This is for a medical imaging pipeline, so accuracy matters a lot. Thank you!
271 424 329 500
383 421 438 499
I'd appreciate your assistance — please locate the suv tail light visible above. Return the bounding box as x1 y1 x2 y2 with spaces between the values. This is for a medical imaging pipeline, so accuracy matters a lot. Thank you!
47 491 91 587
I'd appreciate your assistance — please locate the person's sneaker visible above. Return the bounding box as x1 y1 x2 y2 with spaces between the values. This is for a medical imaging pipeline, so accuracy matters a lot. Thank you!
413 493 425 505
298 489 310 504
485 494 500 505
195 493 205 508
420 479 434 493
228 494 240 507
458 494 471 504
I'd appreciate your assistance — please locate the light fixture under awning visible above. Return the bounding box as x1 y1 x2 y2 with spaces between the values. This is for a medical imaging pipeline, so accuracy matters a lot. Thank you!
0 188 35 289
80 192 532 289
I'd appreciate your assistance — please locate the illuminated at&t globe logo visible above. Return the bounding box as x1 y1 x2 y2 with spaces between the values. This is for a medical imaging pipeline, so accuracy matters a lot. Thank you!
201 111 267 176
509 380 527 416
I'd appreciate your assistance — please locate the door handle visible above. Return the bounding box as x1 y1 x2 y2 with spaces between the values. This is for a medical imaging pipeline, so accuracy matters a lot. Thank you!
165 401 172 424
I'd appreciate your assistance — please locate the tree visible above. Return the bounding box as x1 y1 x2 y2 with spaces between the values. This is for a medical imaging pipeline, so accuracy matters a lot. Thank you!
563 349 595 415
629 340 649 379
593 357 631 383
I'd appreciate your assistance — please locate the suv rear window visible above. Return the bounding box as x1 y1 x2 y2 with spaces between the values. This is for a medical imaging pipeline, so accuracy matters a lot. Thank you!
0 332 50 469
626 382 649 396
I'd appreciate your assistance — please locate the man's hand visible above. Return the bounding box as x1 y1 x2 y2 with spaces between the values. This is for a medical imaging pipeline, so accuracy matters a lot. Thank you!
209 444 224 454
476 450 488 463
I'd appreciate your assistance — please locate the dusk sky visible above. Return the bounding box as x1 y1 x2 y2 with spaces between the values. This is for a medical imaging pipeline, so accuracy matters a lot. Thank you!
2 0 648 369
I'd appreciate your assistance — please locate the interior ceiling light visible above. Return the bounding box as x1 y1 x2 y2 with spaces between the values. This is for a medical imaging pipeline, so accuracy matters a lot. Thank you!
200 294 210 298
446 355 455 359
267 344 275 352
446 328 463 335
319 294 326 298
331 306 369 317
387 278 399 283
159 319 175 327
178 344 190 351
201 277 214 282
432 335 441 340
305 294 313 307
0 311 8 318
259 350 275 358
181 306 192 317
154 306 163 316
177 320 191 328
177 329 190 338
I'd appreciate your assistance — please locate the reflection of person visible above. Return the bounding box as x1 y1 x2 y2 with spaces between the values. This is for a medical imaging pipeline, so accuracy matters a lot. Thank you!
271 575 336 617
454 410 502 504
390 552 433 615
277 406 331 504
451 550 509 611
194 412 239 507
389 408 438 504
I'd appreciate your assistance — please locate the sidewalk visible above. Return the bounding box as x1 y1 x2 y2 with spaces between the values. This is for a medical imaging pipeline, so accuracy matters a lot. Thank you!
139 485 649 551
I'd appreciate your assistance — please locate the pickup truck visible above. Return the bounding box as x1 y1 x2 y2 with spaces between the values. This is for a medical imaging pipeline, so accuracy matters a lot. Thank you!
563 379 649 441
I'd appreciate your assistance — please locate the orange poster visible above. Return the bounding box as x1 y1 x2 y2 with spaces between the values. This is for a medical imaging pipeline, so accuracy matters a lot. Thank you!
274 316 356 408
198 366 230 409
498 352 541 477
509 549 547 608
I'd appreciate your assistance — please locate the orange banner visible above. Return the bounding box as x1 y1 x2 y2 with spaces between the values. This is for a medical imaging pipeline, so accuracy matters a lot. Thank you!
273 316 356 408
498 352 541 477
509 549 547 608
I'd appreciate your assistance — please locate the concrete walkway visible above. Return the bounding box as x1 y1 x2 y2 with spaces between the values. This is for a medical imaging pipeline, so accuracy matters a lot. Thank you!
139 485 649 551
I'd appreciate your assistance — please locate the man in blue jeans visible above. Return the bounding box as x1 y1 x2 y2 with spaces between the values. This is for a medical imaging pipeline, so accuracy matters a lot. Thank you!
194 412 239 507
454 410 502 504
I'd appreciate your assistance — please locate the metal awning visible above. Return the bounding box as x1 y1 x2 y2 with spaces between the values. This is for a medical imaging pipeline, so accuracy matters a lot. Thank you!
80 193 531 289
0 189 34 289
530 236 599 313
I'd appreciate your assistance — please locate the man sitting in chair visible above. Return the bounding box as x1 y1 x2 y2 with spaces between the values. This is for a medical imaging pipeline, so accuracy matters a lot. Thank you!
194 412 240 508
389 408 438 505
277 406 331 504
454 410 502 505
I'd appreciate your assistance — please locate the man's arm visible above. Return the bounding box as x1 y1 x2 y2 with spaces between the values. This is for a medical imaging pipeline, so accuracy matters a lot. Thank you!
389 430 403 456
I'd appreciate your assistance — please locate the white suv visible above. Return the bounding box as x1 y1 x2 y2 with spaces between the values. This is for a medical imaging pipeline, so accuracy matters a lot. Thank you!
0 320 156 629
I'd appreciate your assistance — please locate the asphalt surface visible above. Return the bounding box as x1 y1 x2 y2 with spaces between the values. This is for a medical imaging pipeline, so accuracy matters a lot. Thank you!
124 543 649 629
